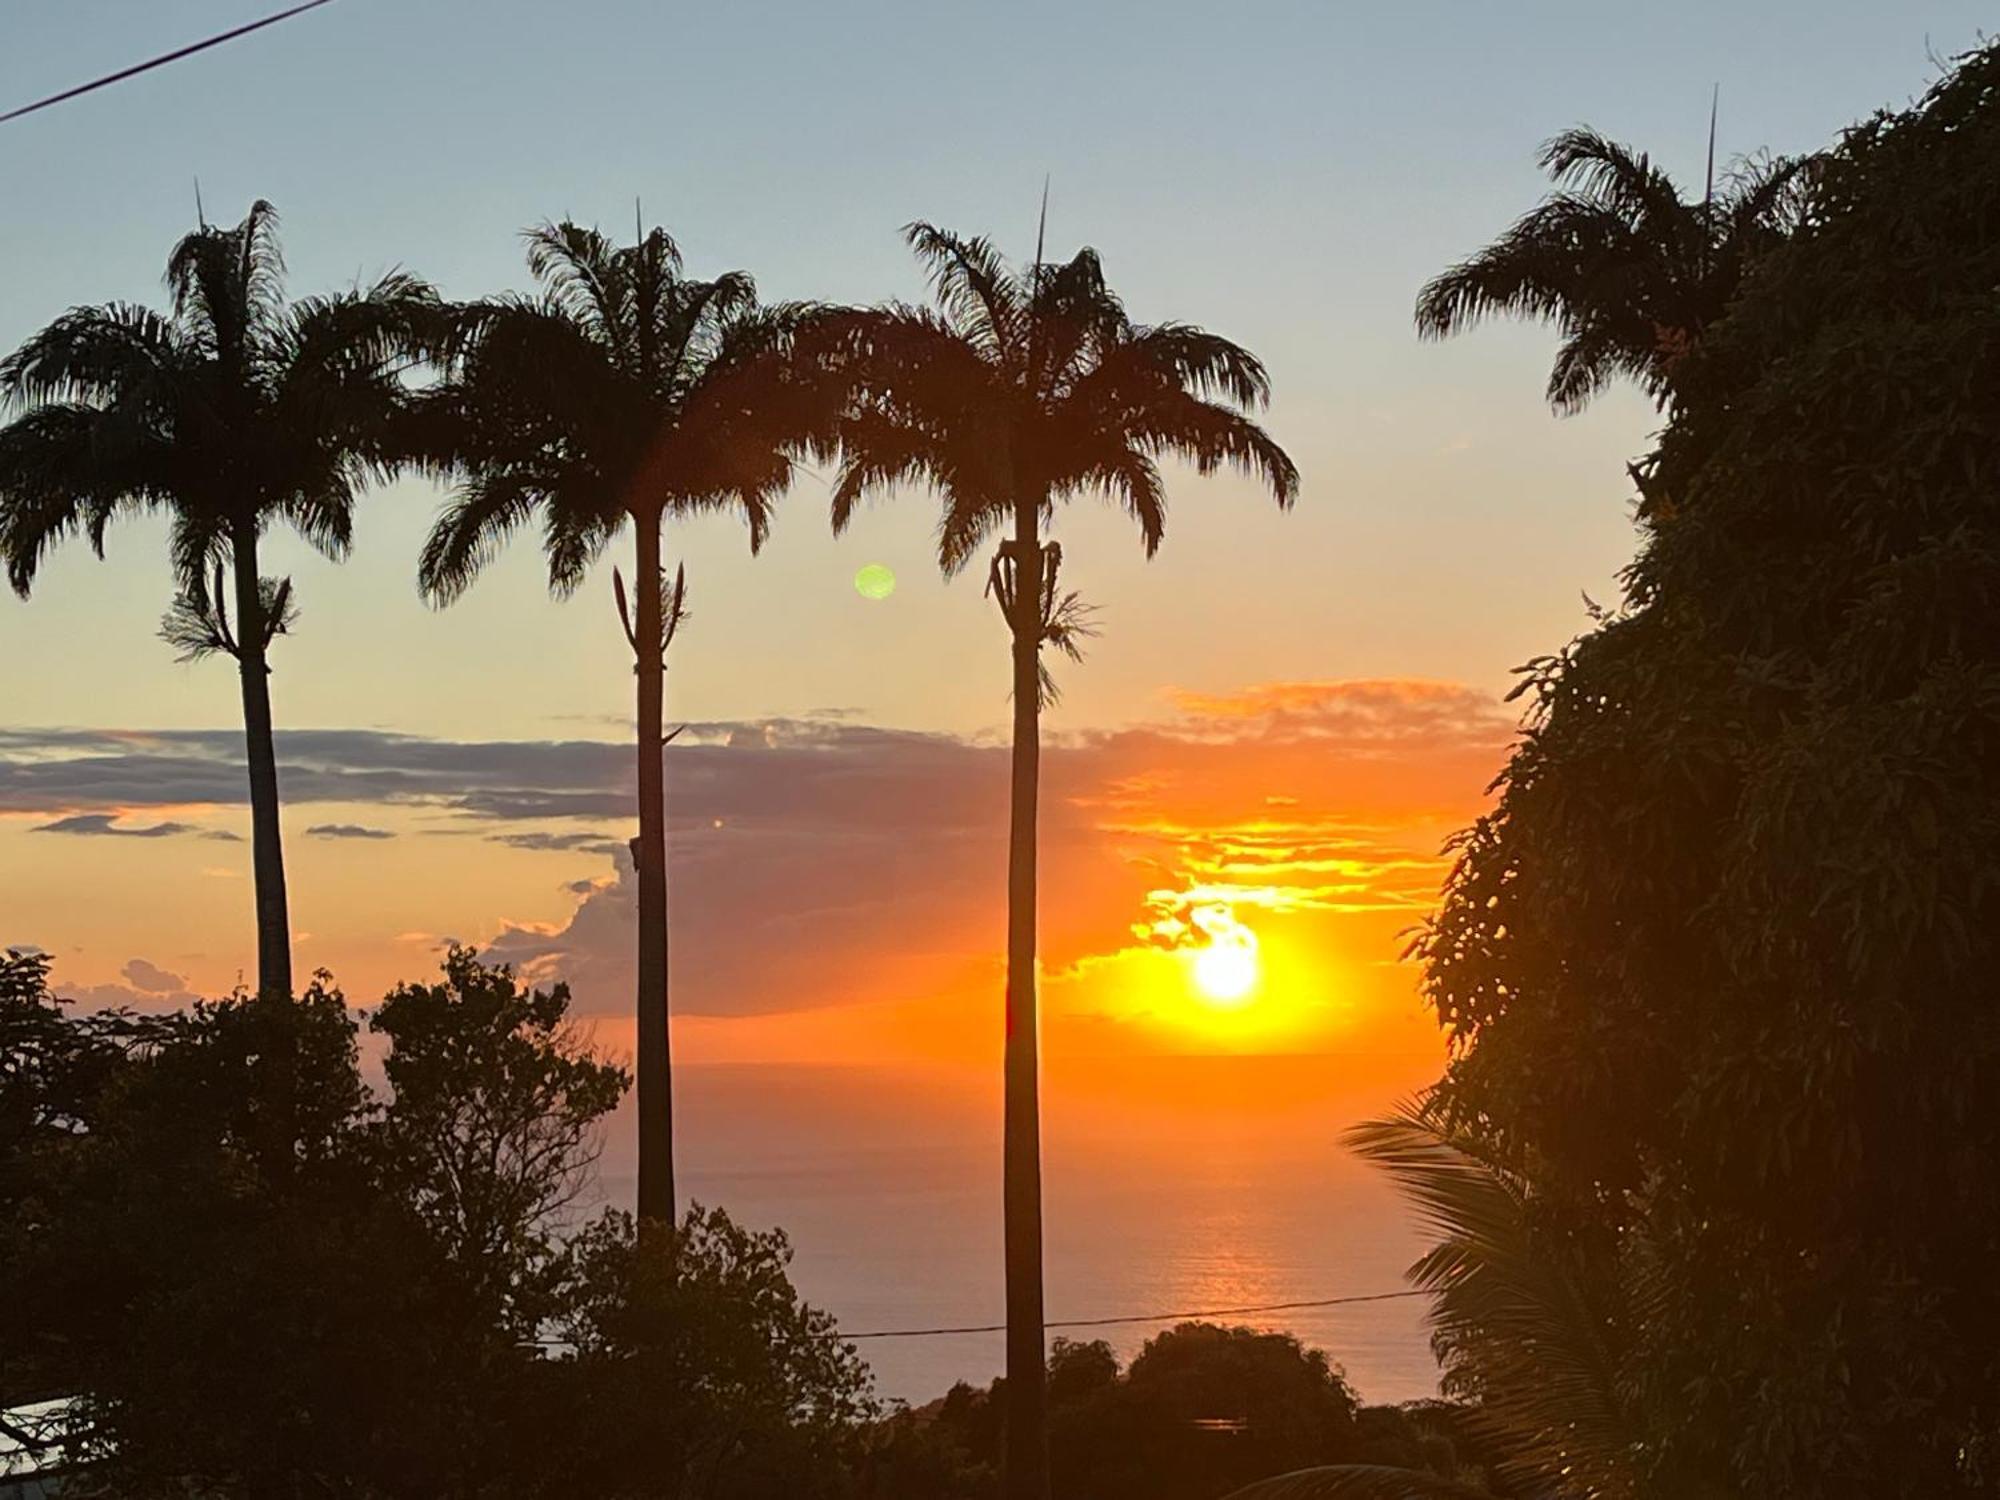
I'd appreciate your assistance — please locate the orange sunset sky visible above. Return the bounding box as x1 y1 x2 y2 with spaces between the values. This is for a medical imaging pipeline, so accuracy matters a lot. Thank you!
3 3 1978 1110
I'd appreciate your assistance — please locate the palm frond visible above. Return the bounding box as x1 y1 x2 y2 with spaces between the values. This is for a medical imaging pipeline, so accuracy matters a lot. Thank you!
903 221 1022 359
1120 396 1300 525
828 409 944 534
0 402 166 595
166 199 286 366
1029 245 1127 390
276 468 360 561
166 512 231 598
159 568 296 661
0 303 187 410
1545 319 1647 416
1119 323 1273 408
1035 585 1097 707
278 271 442 385
159 570 233 662
1069 446 1167 554
542 499 623 599
418 471 545 604
1416 124 1806 413
1414 194 1642 342
523 220 650 355
935 485 1013 576
1347 1105 1636 1499
1539 128 1684 226
430 223 798 606
1719 151 1814 238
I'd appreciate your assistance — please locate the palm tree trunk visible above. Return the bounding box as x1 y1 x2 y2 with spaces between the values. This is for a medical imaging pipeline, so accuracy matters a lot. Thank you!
231 524 292 1002
1002 501 1051 1500
632 508 676 1229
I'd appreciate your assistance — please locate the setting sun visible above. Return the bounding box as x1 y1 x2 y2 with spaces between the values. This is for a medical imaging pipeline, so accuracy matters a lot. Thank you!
1192 940 1258 1003
1187 904 1260 1005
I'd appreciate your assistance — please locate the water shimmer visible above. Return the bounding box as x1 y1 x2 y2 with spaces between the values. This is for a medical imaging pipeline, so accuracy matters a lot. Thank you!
594 1057 1441 1405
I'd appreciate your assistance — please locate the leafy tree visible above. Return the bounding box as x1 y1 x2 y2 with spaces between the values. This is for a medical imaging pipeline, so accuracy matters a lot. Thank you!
0 949 870 1497
0 946 131 1211
858 1404 1000 1500
1413 128 1808 412
1045 1337 1119 1408
815 224 1297 1499
1404 42 2000 1497
886 1322 1469 1500
370 945 628 1313
536 1205 877 1500
0 945 140 1474
1122 1324 1360 1494
0 203 438 997
417 222 830 1226
9 980 395 1495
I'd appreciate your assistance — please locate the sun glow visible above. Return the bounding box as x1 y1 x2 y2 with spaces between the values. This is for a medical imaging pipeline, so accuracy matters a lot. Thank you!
1193 940 1258 1003
1186 904 1260 1006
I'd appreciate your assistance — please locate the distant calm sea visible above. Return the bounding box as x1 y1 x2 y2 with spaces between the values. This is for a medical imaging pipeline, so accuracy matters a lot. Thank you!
591 1057 1442 1406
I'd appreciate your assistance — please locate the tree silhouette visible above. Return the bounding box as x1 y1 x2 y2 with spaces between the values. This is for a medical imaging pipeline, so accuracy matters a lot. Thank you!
416 221 828 1228
1410 44 2000 1494
1216 1107 1638 1500
815 222 1297 1500
0 201 436 998
1414 127 1809 413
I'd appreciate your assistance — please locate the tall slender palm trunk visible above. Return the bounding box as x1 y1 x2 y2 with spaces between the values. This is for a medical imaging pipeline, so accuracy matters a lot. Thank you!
1002 500 1051 1500
231 524 292 1002
632 509 676 1228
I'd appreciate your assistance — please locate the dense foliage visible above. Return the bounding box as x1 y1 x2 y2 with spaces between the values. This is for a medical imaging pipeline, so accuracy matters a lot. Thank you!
1414 129 1808 412
0 947 873 1499
863 1325 1497 1500
1415 43 2000 1498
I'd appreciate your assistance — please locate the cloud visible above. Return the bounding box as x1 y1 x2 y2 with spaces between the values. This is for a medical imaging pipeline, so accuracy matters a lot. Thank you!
1164 679 1514 750
34 813 196 838
489 831 629 855
55 955 203 1011
0 727 634 821
437 682 1508 1025
120 957 187 993
6 682 1514 1032
306 823 395 841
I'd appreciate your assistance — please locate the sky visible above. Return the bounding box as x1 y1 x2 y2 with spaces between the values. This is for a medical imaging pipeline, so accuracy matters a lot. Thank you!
0 0 1990 1389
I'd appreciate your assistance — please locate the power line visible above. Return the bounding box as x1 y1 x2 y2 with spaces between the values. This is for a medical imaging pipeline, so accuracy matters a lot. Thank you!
0 0 336 126
841 1289 1428 1342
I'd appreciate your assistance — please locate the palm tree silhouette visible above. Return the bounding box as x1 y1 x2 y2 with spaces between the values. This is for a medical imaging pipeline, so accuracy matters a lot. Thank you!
416 221 825 1228
1415 127 1809 413
817 222 1297 1500
0 201 436 999
1219 1105 1645 1500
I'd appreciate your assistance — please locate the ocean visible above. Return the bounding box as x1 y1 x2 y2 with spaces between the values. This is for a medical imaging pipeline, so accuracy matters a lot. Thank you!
594 1055 1443 1406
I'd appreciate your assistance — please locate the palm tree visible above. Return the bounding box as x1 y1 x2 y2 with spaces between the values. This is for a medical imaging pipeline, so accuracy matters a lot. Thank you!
817 223 1298 1500
1218 1104 1648 1500
416 221 825 1229
1414 127 1810 413
0 201 436 1000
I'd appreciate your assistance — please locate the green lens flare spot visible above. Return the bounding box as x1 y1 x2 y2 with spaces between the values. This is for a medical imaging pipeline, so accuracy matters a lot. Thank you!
854 563 896 601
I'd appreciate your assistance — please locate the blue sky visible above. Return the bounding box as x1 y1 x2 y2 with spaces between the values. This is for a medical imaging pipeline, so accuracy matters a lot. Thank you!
1 0 1987 740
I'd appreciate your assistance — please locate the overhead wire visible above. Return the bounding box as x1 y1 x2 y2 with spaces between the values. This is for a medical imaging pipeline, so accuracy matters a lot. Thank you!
840 1289 1428 1341
1 0 336 126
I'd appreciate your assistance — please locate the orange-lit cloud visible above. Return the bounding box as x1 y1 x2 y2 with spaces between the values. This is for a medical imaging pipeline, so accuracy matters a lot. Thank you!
3 680 1509 1072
